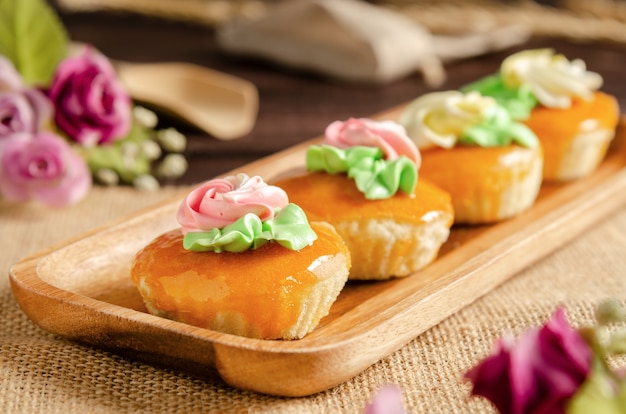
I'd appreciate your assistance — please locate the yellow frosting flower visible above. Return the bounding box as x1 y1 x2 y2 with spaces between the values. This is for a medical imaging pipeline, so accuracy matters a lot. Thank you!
501 49 603 109
399 91 496 150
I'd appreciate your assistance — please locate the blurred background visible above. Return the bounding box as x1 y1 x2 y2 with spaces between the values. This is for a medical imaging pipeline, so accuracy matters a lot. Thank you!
49 0 626 184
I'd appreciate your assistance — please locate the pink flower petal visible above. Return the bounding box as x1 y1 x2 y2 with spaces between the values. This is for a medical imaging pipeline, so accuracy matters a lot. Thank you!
363 385 406 414
465 308 592 414
0 132 91 207
48 46 131 145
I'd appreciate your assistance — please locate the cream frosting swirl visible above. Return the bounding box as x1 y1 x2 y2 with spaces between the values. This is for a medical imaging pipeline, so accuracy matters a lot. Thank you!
501 49 603 108
177 174 317 252
324 117 420 165
177 173 288 234
400 91 494 149
399 90 538 149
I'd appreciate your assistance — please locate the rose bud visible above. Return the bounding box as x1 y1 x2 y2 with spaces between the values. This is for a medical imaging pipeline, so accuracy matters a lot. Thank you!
48 46 131 146
465 308 592 414
0 56 53 138
0 90 52 137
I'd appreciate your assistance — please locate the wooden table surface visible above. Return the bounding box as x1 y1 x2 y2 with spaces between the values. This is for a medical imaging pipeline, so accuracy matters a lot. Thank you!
56 7 626 185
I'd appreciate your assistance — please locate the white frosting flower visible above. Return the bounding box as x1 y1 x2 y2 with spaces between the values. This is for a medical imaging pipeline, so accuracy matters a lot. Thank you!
399 91 496 149
501 49 603 109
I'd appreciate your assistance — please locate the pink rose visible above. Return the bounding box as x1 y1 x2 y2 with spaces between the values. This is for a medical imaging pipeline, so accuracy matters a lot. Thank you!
0 56 53 138
465 308 592 414
0 55 24 91
48 46 131 146
0 132 92 207
0 90 52 137
177 173 289 234
324 118 421 165
363 385 406 414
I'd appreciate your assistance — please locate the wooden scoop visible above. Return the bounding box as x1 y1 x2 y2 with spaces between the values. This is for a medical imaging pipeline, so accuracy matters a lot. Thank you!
70 42 258 139
115 61 258 140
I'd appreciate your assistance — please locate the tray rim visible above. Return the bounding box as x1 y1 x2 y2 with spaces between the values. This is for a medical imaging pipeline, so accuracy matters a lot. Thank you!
9 109 626 396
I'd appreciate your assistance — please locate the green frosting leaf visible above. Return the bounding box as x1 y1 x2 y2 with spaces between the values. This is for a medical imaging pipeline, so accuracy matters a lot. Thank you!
0 0 69 86
306 145 381 174
461 73 538 121
182 203 318 253
306 145 418 199
459 105 539 149
348 156 417 200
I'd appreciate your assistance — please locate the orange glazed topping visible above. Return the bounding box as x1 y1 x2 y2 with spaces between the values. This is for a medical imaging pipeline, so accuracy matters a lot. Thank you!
524 91 619 176
131 222 348 338
274 172 453 224
419 144 541 221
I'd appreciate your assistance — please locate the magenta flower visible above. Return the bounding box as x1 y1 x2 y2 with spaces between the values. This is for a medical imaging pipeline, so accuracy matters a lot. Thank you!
0 56 53 138
48 46 131 146
363 384 406 414
0 132 91 207
465 308 592 414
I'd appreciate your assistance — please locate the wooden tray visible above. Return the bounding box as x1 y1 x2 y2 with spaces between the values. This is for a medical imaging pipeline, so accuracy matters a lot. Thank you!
10 106 626 397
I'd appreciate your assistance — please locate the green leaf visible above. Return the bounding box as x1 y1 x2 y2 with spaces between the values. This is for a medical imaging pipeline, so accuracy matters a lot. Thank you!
0 0 69 86
567 357 626 414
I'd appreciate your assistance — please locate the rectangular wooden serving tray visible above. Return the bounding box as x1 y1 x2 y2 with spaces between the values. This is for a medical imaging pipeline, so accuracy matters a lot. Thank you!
10 106 626 397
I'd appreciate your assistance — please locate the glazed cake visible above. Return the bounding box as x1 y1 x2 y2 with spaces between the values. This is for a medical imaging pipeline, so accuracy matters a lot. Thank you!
399 90 543 224
131 174 351 340
463 49 619 181
274 118 454 280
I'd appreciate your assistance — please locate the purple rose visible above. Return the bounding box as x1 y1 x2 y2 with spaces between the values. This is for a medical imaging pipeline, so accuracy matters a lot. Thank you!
465 308 592 414
0 132 91 207
48 46 131 146
0 56 53 138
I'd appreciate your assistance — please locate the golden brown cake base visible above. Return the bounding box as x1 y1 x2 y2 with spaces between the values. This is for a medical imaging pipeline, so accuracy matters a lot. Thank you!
419 144 543 225
130 222 350 340
524 91 619 182
274 173 454 280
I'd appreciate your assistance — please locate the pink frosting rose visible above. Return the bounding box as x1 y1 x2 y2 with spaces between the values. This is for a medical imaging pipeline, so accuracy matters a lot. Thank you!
324 118 421 165
0 56 53 138
177 173 289 234
0 132 92 207
48 46 131 146
465 307 592 414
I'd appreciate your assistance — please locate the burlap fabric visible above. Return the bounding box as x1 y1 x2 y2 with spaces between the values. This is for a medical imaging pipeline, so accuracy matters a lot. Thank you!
1 185 625 413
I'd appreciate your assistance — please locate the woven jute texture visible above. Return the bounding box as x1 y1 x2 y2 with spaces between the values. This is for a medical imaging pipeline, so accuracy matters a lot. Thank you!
1 185 625 413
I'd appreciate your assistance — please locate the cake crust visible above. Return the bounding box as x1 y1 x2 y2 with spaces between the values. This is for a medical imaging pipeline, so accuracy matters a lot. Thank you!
274 173 454 280
418 144 543 224
524 91 619 181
